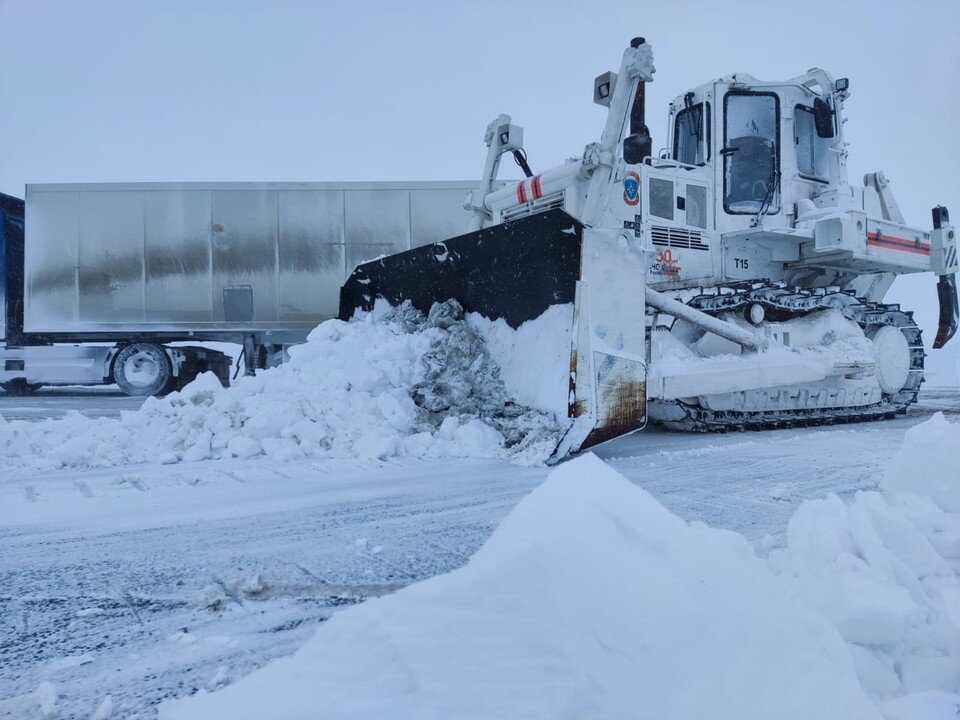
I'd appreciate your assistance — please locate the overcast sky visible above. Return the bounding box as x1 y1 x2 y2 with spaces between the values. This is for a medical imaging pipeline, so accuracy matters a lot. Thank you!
1 0 958 377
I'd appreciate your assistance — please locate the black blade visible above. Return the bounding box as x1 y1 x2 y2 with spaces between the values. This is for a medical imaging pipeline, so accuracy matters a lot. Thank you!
339 209 584 330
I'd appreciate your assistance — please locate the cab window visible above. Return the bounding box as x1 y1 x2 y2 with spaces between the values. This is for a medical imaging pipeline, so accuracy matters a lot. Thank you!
723 91 780 215
673 102 710 165
794 104 831 182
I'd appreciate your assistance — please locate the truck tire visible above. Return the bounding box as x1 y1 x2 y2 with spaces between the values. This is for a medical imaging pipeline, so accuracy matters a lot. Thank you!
1 379 42 396
113 343 173 396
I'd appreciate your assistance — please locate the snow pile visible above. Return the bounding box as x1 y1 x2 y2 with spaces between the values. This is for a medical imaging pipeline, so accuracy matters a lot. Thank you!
468 303 572 421
883 411 960 511
769 412 960 715
160 454 878 720
0 301 566 469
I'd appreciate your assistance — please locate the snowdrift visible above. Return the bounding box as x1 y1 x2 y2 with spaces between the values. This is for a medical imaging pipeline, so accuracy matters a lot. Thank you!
0 302 566 470
160 413 960 720
160 454 879 720
769 411 960 716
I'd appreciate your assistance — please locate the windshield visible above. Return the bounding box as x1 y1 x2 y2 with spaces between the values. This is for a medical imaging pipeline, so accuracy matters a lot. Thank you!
674 102 709 165
723 92 780 215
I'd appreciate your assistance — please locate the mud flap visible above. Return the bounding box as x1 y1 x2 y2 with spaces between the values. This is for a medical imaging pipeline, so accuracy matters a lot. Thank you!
338 210 648 460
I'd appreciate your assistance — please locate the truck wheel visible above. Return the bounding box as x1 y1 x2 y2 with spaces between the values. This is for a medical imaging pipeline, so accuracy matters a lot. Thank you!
1 379 42 396
113 343 173 396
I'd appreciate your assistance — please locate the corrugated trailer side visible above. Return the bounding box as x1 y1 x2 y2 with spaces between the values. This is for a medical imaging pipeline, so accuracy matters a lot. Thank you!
24 181 477 340
3 180 483 396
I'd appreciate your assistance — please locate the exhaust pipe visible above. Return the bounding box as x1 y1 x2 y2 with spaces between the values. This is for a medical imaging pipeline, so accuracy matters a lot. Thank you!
622 37 653 164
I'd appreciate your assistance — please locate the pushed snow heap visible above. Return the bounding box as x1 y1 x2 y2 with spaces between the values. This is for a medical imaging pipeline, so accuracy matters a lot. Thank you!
160 454 878 720
0 301 566 469
769 411 960 711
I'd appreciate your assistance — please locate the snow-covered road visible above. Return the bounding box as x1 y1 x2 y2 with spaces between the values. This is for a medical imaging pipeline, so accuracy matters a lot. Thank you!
0 387 142 422
2 387 958 719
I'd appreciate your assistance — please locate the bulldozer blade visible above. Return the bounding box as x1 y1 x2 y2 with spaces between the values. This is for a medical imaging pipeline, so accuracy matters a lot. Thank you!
339 209 583 329
339 209 649 459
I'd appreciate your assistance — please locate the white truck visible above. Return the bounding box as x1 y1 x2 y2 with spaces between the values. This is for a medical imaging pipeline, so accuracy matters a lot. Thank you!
0 182 476 395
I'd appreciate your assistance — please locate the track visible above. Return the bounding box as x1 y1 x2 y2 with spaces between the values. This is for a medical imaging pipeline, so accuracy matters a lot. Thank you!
650 283 925 431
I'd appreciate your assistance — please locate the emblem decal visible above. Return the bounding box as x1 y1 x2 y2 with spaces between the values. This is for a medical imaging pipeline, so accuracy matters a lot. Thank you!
623 170 640 206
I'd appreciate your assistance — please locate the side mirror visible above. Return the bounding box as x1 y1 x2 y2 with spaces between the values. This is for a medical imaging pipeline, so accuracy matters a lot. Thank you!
623 133 652 165
813 97 835 138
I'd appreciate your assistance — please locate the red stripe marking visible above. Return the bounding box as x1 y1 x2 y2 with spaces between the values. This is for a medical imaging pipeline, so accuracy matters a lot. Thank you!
531 175 543 199
866 231 930 255
516 181 527 204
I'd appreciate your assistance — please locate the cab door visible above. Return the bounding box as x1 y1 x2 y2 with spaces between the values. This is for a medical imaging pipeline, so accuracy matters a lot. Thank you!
721 91 781 222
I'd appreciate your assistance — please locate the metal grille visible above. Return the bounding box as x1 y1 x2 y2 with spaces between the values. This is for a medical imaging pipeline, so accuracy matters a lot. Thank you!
650 225 710 251
501 192 565 222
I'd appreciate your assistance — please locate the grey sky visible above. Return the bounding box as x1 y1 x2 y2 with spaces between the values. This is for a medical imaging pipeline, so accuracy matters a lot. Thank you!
1 0 958 374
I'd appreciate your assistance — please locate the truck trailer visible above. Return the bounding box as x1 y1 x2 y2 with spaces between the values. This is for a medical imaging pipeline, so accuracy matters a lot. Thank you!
0 182 477 396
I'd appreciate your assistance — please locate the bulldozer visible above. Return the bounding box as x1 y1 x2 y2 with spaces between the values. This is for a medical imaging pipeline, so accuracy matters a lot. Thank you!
340 38 959 459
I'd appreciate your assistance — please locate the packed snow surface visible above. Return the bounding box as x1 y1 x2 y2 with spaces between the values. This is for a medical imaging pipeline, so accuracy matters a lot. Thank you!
161 414 960 720
160 454 879 720
3 390 958 718
0 301 566 470
468 303 572 421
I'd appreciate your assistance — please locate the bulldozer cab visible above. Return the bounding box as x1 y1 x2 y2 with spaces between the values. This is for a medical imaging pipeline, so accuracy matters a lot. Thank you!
665 71 848 235
340 39 959 459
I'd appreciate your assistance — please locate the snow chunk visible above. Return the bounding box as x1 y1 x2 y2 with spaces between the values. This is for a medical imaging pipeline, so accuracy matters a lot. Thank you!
0 301 567 470
882 411 960 511
160 455 876 720
769 413 960 702
75 607 105 618
879 690 960 720
91 694 114 720
46 653 94 672
34 681 58 719
468 304 572 421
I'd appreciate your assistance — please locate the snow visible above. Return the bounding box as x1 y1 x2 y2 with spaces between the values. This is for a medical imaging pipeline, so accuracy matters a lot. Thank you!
468 303 572 421
34 681 58 719
653 307 876 373
879 690 960 720
882 411 960 511
90 694 114 720
157 413 960 720
0 301 566 471
160 454 878 720
2 391 956 718
767 412 960 713
2 296 957 718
